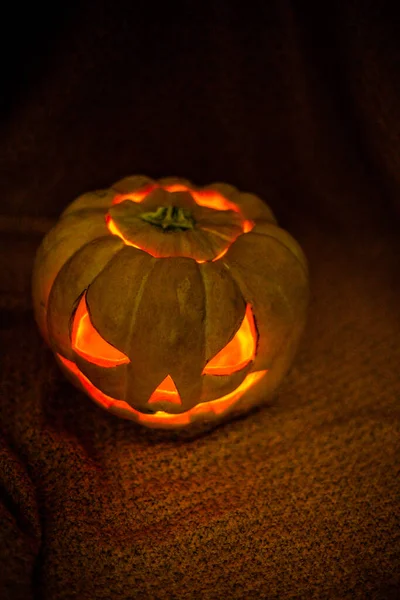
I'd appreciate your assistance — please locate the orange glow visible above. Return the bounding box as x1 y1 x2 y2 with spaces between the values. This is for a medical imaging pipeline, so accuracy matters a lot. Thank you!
163 184 189 193
72 293 130 367
106 215 142 251
190 189 239 212
57 354 267 427
243 220 254 233
112 184 157 205
58 354 133 411
203 304 257 375
112 183 240 212
196 247 229 264
212 247 229 262
148 374 182 405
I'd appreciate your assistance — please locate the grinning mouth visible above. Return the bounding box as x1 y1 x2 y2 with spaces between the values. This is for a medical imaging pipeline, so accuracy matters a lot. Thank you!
57 353 267 426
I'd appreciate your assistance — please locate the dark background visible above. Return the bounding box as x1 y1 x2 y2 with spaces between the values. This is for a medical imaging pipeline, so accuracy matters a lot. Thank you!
2 1 400 228
0 1 399 599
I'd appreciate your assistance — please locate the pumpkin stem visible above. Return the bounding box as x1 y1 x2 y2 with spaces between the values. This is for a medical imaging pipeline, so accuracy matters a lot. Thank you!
140 206 195 231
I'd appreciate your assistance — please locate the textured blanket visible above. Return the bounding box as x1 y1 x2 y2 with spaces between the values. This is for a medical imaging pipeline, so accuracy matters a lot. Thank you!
1 2 399 598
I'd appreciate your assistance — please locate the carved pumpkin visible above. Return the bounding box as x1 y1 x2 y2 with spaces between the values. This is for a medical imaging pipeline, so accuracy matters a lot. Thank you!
32 176 309 430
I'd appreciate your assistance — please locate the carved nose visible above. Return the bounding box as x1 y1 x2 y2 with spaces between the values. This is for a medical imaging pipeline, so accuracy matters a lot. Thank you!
148 374 182 405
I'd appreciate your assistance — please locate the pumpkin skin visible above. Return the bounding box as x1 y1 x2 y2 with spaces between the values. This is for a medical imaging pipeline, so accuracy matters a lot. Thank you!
32 175 309 430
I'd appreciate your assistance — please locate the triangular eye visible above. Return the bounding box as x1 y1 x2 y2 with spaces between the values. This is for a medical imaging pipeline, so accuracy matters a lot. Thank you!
148 374 182 405
72 293 130 367
202 304 257 375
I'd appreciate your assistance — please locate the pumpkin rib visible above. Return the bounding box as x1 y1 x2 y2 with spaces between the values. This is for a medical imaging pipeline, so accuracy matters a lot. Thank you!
200 225 238 242
115 256 206 410
194 209 243 226
227 230 307 301
226 244 300 321
47 235 125 360
249 229 308 274
203 182 239 199
199 261 252 400
222 232 309 371
32 213 114 343
61 207 109 218
198 261 246 362
188 228 228 261
85 246 157 352
122 255 158 403
112 175 157 194
60 191 115 217
84 247 160 406
229 191 277 223
223 259 292 370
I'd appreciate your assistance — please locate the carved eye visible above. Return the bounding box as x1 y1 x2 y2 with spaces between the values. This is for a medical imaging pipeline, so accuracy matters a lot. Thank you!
202 304 257 375
72 293 130 367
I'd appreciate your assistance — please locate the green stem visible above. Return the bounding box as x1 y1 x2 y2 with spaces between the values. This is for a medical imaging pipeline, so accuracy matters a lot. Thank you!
140 206 195 231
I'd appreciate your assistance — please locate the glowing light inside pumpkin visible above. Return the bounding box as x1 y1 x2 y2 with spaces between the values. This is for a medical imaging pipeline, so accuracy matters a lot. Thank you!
242 220 253 233
199 247 229 263
105 215 142 251
148 374 182 405
202 304 257 375
113 184 240 212
57 353 267 426
112 184 158 205
72 294 129 367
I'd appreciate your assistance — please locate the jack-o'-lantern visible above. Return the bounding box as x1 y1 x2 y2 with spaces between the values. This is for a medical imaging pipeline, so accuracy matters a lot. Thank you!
32 175 309 430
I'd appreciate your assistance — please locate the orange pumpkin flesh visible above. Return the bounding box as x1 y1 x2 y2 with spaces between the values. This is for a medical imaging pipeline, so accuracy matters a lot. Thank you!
32 175 309 430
